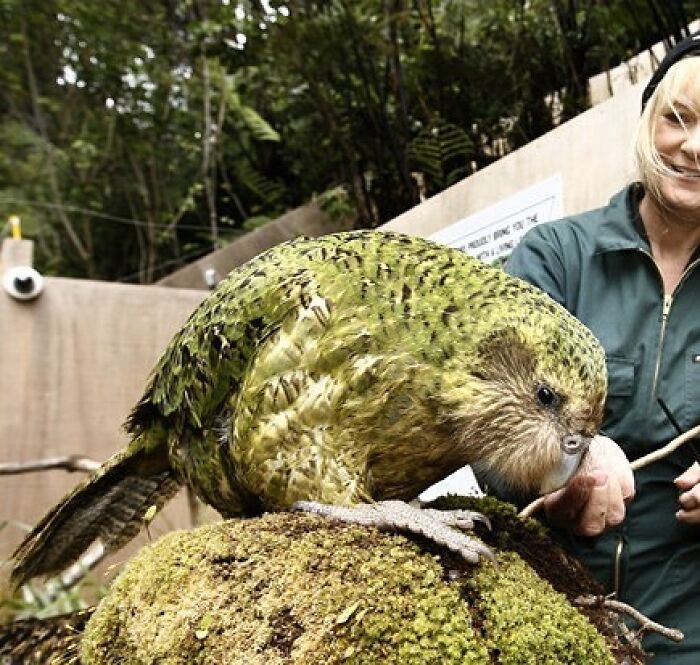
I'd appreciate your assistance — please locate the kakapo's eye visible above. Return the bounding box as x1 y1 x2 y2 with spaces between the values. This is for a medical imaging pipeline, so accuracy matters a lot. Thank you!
535 383 560 410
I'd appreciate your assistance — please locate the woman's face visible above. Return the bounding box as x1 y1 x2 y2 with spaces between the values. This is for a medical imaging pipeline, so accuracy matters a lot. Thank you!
653 87 700 213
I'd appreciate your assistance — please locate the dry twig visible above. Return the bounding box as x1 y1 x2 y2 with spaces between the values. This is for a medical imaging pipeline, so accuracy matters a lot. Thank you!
629 423 700 472
0 455 100 475
575 594 684 643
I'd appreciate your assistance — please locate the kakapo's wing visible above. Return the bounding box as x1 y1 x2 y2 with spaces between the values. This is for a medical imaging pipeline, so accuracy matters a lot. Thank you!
10 237 330 587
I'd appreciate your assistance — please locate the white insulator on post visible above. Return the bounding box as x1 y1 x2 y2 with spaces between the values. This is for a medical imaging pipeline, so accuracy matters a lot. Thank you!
3 265 45 301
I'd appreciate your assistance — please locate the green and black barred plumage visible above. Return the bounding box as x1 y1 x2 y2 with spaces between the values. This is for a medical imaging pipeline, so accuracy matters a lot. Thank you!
10 231 606 586
0 608 93 664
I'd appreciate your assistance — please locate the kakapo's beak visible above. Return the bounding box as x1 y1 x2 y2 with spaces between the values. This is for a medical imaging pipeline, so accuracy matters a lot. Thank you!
538 434 592 495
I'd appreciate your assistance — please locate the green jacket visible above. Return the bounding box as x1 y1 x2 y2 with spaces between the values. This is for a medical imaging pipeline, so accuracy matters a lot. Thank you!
506 184 700 663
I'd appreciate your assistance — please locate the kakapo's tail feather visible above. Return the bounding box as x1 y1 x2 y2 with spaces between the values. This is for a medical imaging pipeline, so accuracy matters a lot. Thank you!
10 444 180 588
0 607 94 664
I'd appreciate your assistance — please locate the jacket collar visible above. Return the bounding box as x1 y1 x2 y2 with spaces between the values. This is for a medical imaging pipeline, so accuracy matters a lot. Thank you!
593 183 651 256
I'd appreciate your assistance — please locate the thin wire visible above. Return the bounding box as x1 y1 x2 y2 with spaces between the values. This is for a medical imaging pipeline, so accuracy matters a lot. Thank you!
116 244 215 283
0 196 214 232
2 198 235 283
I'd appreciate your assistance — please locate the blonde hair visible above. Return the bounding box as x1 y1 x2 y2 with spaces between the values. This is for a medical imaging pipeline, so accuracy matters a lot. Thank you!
635 57 700 207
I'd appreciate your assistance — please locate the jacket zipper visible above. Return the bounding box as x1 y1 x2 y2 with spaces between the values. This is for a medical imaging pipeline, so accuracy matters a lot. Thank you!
650 293 672 401
636 248 700 400
613 251 700 598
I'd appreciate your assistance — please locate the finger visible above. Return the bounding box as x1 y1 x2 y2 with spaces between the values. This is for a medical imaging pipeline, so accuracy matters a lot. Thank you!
574 472 610 537
543 474 598 527
587 434 635 502
676 505 700 524
604 477 626 527
678 487 700 512
674 462 700 490
618 465 635 503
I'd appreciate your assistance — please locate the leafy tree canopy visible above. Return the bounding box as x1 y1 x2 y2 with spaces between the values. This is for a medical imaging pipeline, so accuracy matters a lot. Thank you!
0 0 697 281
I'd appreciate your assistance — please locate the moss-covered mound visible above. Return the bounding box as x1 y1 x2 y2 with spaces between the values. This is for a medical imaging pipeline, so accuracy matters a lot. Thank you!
80 506 626 665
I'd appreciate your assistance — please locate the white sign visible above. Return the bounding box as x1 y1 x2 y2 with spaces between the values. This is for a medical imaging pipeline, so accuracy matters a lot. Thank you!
418 466 484 503
430 174 563 263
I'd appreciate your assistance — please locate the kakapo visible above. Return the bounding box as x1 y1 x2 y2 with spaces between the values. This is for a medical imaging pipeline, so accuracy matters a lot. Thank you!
10 230 606 585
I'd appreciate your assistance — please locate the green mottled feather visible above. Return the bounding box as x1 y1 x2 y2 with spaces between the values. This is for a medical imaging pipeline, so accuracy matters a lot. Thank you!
127 230 605 509
12 231 606 584
134 231 601 429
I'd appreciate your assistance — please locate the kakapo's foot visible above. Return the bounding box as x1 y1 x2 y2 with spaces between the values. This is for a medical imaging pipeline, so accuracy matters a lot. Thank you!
291 500 495 565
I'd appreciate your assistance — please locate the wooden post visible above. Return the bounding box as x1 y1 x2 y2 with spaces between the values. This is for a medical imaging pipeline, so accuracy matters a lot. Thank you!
0 238 34 274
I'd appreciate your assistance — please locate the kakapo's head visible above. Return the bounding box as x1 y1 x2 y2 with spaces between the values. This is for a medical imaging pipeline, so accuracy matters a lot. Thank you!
442 305 607 497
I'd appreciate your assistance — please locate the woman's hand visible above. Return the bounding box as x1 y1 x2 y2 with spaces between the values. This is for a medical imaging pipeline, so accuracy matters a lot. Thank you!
542 435 635 536
675 462 700 523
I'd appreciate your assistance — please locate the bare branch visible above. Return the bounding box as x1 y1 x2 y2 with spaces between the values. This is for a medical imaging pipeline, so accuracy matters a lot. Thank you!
0 456 100 476
18 543 109 607
630 423 700 471
518 495 545 520
187 486 203 528
198 9 218 246
575 594 684 643
55 543 106 596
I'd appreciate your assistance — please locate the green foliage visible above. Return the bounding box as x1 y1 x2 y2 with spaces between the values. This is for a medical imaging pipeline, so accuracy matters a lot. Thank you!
2 576 105 622
0 0 287 281
314 186 355 223
1 0 698 279
234 160 286 205
407 119 474 188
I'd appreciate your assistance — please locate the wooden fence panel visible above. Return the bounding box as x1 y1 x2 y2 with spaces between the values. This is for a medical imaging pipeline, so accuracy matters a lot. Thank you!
0 276 206 568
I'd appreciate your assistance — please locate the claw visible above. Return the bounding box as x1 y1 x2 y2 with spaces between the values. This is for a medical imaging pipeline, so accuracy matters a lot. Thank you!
460 539 498 566
470 512 492 530
421 508 492 531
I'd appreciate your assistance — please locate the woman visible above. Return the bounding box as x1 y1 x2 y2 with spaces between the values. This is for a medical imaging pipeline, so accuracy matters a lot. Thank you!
506 34 700 663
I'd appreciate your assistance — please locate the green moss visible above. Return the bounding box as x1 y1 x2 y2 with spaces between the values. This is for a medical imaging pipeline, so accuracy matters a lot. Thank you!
471 552 614 664
427 494 549 539
81 513 487 664
80 511 616 664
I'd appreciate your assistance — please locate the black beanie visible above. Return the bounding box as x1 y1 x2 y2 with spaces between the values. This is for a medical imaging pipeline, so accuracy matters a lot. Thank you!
641 32 700 111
